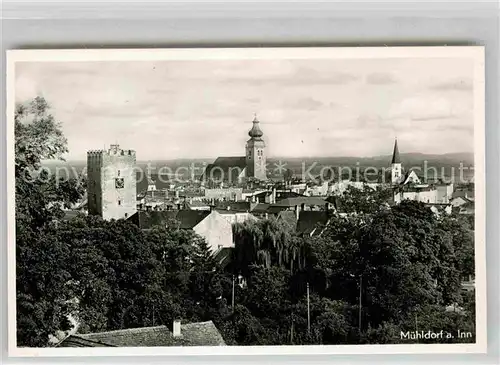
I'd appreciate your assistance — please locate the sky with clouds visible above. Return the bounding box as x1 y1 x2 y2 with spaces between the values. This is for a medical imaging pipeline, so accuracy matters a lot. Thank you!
15 57 475 161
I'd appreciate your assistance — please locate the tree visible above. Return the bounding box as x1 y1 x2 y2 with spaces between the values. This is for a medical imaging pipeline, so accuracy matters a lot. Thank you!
337 184 393 215
232 217 311 277
15 97 85 346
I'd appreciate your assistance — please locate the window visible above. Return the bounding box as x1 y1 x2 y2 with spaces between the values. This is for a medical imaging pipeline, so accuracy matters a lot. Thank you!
118 200 122 206
115 178 124 189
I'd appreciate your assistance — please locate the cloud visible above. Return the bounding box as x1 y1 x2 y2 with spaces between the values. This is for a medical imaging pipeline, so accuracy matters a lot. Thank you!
283 97 324 110
365 72 397 85
388 97 455 122
430 78 473 91
15 58 475 159
410 114 455 122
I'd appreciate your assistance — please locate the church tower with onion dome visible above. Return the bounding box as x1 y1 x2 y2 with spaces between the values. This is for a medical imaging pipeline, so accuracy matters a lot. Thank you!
245 114 267 180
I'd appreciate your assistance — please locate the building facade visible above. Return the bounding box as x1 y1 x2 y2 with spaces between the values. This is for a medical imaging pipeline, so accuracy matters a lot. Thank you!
87 144 137 220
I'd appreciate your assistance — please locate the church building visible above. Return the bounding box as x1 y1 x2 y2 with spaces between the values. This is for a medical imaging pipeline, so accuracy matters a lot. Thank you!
389 138 454 205
201 114 267 186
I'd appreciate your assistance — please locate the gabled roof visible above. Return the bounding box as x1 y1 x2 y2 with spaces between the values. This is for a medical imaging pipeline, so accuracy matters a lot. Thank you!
296 211 330 236
128 210 210 229
59 321 226 347
176 210 212 229
402 170 423 185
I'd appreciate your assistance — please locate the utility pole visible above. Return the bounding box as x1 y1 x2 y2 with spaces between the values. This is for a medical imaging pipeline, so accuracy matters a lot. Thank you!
307 282 311 336
232 275 235 312
358 275 362 334
415 310 418 343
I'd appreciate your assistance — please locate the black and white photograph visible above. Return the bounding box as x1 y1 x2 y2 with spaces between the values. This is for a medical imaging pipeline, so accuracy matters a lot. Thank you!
7 47 486 355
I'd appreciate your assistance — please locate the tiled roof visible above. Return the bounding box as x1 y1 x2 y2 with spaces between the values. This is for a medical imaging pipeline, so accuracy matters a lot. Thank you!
274 196 328 207
59 321 226 347
201 157 247 182
253 191 271 199
128 210 210 229
216 201 251 212
266 205 290 214
296 211 330 236
250 203 271 213
401 170 424 184
176 210 211 229
275 191 305 200
187 200 210 208
400 185 434 193
214 246 233 268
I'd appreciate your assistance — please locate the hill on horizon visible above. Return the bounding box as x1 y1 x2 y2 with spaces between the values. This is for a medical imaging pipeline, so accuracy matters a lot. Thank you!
42 152 474 186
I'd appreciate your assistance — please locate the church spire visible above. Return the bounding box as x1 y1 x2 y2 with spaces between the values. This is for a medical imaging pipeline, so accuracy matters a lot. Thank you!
391 138 401 164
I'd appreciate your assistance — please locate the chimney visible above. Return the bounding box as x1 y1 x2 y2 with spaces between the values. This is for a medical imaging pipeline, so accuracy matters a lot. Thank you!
295 205 300 220
172 319 182 337
300 203 306 211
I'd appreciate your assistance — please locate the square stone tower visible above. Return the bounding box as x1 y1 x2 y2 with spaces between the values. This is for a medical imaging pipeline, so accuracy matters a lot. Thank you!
87 144 137 220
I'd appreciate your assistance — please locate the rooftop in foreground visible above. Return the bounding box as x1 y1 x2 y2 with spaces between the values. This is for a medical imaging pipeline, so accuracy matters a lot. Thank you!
59 321 226 347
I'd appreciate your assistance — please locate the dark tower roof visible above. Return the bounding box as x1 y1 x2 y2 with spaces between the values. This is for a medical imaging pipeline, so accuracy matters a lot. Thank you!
248 114 264 140
391 138 401 164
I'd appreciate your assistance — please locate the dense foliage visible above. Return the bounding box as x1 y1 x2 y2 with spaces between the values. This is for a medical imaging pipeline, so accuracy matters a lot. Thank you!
15 97 476 347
